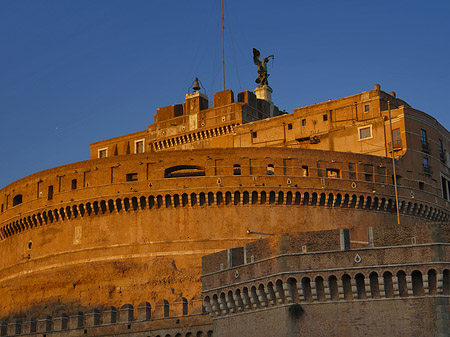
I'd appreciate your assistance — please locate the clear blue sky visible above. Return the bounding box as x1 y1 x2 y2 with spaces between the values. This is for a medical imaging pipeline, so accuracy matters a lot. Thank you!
1 0 449 189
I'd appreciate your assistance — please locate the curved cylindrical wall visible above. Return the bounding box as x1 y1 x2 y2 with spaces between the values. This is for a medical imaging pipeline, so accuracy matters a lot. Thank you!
0 148 447 319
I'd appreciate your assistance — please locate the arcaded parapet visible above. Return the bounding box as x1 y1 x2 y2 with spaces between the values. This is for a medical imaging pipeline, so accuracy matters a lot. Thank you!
0 300 212 336
202 223 450 337
0 148 448 320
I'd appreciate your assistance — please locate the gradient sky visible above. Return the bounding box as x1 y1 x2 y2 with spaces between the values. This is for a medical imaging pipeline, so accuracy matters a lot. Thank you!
1 0 449 189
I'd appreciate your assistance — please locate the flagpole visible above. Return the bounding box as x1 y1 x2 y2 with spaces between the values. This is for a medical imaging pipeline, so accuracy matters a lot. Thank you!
388 100 401 225
221 0 225 91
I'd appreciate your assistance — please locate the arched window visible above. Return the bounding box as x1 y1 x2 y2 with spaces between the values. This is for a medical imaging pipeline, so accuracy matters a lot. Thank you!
315 276 325 300
342 274 352 300
397 270 408 297
301 277 312 302
12 194 23 206
355 273 366 299
428 269 437 295
131 197 138 210
383 271 394 298
411 270 424 296
234 191 240 205
260 191 267 204
251 191 258 205
243 191 249 205
328 275 339 300
208 192 214 206
443 269 450 295
369 272 380 298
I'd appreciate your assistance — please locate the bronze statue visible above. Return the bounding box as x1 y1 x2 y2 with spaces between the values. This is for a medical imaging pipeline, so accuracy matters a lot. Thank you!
253 48 274 86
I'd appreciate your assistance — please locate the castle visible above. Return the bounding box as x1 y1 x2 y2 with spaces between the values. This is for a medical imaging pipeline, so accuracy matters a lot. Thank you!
0 82 449 336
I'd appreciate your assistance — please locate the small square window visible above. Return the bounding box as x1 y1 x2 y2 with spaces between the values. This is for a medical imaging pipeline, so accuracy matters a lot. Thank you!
98 148 108 158
287 123 293 130
126 173 138 182
359 126 372 140
323 114 328 121
364 104 370 112
252 131 257 138
302 119 306 126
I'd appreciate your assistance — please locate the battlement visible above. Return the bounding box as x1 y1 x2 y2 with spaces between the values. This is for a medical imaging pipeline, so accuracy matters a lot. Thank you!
0 298 212 336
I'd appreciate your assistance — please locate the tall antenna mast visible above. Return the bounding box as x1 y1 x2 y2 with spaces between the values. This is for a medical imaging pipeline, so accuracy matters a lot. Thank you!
221 0 225 91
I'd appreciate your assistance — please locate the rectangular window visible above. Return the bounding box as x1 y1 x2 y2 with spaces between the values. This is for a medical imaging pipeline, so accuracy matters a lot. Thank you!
135 139 145 154
126 173 138 182
439 139 445 162
302 119 306 126
392 128 401 146
1 204 3 213
71 179 77 190
348 163 356 180
252 131 257 138
442 176 447 200
419 181 425 191
364 104 370 112
302 165 309 177
323 114 328 121
98 148 108 158
358 126 372 140
233 164 241 175
421 129 428 145
48 185 54 200
364 164 373 182
423 157 431 174
326 168 340 178
287 123 293 130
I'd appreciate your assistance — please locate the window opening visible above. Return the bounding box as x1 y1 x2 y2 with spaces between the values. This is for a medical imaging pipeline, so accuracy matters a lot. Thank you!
392 128 401 148
251 131 257 138
71 179 77 190
302 165 309 177
421 129 429 152
164 165 206 178
135 139 145 154
266 164 275 175
359 126 372 140
423 157 431 174
98 148 108 158
233 164 241 175
126 173 138 182
364 104 370 112
326 168 340 178
13 194 23 206
443 176 449 200
322 114 328 121
287 123 293 130
301 119 306 126
348 163 356 180
48 185 54 200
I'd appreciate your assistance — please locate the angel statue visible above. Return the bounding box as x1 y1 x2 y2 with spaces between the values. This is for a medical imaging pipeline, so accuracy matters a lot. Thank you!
253 48 274 86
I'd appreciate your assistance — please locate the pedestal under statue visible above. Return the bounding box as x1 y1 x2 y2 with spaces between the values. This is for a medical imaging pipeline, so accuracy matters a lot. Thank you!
253 48 275 115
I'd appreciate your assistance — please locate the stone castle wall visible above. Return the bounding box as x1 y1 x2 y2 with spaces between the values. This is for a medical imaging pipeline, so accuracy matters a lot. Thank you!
202 223 450 336
0 299 212 337
0 148 448 320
